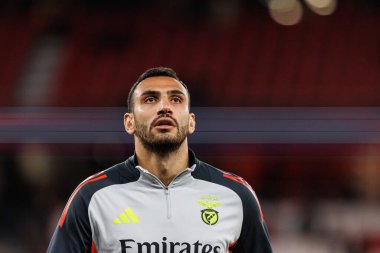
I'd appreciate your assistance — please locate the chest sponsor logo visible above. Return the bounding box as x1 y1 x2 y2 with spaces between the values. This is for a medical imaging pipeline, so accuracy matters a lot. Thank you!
113 208 140 224
120 237 221 253
196 195 221 225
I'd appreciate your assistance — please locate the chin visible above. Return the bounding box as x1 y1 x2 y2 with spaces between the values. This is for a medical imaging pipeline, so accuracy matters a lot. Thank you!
154 135 178 142
153 130 177 137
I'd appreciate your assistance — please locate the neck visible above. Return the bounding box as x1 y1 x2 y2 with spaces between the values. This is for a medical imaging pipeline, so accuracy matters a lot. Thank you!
134 138 190 186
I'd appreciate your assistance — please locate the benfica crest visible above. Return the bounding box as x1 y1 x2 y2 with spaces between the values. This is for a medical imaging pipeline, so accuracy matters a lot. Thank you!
196 195 221 225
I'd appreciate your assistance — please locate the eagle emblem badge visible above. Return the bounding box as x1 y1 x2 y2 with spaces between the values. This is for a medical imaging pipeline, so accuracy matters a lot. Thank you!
196 195 221 225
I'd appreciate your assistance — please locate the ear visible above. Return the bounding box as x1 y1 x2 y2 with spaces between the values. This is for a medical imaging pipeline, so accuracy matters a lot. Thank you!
124 113 135 135
188 113 196 134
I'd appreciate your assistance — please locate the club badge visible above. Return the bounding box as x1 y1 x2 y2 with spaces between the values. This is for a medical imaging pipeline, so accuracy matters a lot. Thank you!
196 195 221 225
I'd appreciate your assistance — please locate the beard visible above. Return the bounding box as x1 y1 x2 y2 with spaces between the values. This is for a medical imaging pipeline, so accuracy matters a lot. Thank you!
134 115 188 156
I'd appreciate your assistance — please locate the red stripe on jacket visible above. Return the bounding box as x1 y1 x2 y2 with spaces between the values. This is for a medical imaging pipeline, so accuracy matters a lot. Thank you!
91 240 98 253
228 240 237 253
59 173 107 228
223 173 264 222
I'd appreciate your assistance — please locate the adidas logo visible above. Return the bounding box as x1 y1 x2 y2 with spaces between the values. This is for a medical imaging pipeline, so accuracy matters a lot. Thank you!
113 208 140 224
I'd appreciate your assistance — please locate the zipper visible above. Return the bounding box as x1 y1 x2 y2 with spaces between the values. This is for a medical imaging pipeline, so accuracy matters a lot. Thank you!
150 175 172 220
164 187 172 219
137 166 194 220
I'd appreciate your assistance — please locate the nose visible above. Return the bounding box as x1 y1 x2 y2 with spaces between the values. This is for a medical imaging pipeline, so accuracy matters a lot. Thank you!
157 98 173 115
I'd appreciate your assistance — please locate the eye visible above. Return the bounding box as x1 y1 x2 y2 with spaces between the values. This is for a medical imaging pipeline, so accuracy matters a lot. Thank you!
144 97 157 103
171 96 182 104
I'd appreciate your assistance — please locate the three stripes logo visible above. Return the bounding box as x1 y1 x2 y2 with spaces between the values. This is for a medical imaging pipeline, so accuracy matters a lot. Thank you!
113 208 140 224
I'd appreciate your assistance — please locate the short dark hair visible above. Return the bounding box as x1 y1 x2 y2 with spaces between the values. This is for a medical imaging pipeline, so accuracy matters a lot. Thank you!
127 67 190 112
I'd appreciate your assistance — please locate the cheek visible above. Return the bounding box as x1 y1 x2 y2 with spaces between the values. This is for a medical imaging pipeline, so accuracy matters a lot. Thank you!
133 106 145 115
178 114 191 126
133 108 153 123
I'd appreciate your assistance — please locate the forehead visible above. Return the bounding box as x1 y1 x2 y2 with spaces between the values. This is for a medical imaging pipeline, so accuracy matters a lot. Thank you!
134 76 188 97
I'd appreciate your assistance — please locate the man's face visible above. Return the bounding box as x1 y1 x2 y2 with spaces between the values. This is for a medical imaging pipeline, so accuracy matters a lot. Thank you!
124 76 195 155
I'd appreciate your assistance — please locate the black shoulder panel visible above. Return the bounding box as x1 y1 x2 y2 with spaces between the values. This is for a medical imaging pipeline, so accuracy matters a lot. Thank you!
47 156 140 253
74 156 141 219
192 159 273 253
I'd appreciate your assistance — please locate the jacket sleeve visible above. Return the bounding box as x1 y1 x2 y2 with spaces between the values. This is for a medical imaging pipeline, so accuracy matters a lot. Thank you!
231 185 273 253
47 186 93 253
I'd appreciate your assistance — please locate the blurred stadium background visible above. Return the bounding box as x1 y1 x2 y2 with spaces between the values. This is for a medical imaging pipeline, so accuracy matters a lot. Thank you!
0 0 380 252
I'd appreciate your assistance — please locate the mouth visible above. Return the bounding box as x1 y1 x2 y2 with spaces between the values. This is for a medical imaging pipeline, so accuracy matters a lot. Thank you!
153 117 176 130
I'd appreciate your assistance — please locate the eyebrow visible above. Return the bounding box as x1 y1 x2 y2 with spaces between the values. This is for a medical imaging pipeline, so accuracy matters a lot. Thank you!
167 90 186 96
140 90 160 97
140 89 186 97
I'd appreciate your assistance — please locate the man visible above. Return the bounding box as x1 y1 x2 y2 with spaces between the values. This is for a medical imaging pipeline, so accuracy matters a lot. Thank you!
47 67 273 253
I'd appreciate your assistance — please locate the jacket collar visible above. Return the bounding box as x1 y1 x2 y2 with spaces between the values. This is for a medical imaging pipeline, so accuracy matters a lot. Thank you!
126 149 198 168
124 149 198 188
